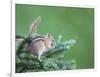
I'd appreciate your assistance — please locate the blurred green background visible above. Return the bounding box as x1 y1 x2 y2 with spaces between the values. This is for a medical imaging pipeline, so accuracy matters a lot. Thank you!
16 4 94 69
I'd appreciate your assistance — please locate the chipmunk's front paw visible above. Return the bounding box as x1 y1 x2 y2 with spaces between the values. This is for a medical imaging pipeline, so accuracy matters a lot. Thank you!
38 58 43 62
37 55 43 62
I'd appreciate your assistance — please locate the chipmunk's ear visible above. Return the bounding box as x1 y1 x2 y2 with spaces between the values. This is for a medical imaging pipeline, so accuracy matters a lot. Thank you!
29 16 41 36
46 33 53 38
46 33 50 37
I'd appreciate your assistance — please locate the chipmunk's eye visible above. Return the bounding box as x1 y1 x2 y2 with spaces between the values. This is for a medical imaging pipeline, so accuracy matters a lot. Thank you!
52 39 55 42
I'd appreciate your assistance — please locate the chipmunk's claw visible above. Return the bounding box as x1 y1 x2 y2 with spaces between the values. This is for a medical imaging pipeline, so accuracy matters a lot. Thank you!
37 57 43 62
37 55 43 62
38 58 43 62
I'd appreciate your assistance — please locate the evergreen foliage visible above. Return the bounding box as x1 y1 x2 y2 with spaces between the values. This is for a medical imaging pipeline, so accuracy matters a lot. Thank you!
16 35 76 73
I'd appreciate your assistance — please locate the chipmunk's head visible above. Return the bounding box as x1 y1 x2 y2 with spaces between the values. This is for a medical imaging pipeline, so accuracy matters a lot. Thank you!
44 34 55 49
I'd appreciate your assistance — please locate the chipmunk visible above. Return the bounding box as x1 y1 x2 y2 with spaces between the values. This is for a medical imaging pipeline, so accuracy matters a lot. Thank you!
17 16 55 61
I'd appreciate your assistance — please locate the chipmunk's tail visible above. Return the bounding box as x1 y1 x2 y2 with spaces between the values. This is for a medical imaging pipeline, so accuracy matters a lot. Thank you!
29 16 41 36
